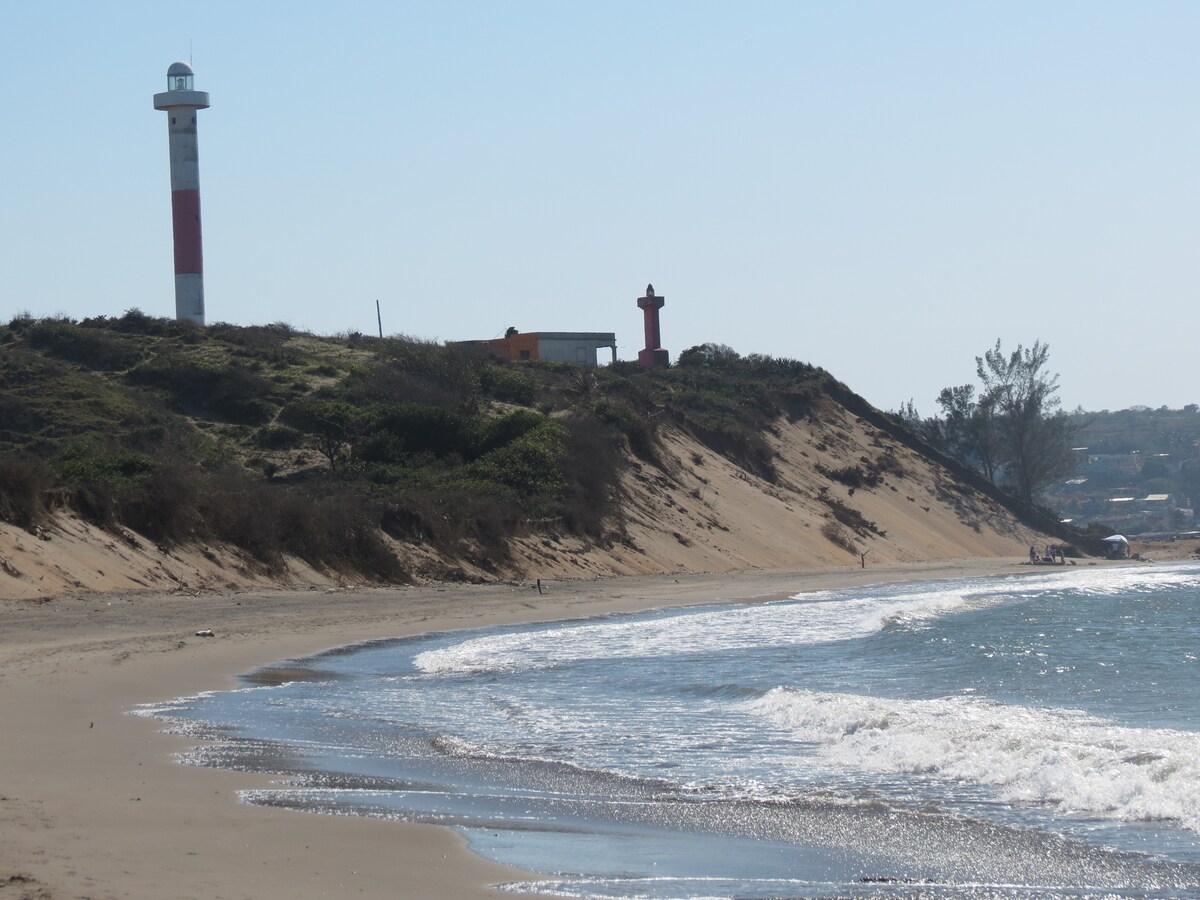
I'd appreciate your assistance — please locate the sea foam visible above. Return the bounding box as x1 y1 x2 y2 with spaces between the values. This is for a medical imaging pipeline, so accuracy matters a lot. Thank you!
741 686 1200 833
413 566 1200 678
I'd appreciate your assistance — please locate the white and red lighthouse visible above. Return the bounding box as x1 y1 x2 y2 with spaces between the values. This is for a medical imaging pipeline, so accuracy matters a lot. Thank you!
153 62 210 325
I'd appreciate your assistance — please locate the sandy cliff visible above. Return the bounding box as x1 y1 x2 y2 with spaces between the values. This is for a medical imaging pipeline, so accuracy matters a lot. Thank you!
0 398 1048 601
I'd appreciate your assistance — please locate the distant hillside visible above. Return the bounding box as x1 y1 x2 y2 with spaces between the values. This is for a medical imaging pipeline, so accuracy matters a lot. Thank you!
1045 406 1200 533
0 313 1070 597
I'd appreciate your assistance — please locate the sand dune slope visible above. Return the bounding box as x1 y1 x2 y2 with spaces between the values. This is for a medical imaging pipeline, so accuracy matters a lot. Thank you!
0 404 1048 600
509 402 1046 579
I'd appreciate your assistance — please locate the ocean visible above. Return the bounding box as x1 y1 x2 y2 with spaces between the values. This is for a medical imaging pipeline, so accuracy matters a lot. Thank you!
139 563 1200 899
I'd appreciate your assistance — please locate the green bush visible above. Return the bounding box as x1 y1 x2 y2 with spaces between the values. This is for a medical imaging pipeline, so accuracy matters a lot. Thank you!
478 364 537 405
26 318 142 371
126 356 276 425
254 424 304 450
52 445 155 527
369 403 475 460
209 322 304 365
588 399 658 463
108 308 187 337
472 419 567 505
53 445 155 487
475 409 544 455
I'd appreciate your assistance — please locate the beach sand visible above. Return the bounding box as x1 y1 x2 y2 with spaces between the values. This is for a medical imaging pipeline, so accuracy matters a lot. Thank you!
0 558 1149 899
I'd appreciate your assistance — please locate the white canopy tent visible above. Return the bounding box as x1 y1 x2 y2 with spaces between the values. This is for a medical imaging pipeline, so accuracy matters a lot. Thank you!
1103 534 1129 557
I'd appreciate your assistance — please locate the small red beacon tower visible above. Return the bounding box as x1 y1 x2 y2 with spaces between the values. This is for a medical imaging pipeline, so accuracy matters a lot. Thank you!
636 283 669 368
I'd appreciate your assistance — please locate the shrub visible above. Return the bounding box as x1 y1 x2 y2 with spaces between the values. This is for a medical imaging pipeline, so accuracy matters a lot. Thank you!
120 462 202 543
209 322 304 365
337 359 472 410
6 313 34 334
821 520 857 553
184 468 406 579
26 318 142 370
588 399 659 463
817 464 881 490
368 403 475 460
52 445 155 527
53 445 155 486
109 308 183 337
0 454 54 527
126 356 276 425
278 399 371 469
557 416 623 536
380 488 516 571
685 417 777 483
471 420 567 505
819 495 886 538
475 409 544 456
254 424 304 450
478 364 537 405
677 343 741 369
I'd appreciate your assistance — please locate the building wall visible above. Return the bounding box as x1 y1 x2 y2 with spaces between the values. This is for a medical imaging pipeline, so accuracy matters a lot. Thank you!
468 333 541 361
537 338 601 365
456 332 615 366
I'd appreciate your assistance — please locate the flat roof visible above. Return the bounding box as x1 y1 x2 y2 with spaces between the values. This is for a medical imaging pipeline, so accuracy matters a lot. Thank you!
533 332 616 343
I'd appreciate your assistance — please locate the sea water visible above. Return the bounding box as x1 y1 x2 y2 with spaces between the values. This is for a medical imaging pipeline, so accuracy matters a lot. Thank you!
140 563 1200 898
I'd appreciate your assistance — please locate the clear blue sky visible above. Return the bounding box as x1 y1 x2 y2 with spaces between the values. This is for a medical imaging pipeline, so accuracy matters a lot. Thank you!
3 2 1197 413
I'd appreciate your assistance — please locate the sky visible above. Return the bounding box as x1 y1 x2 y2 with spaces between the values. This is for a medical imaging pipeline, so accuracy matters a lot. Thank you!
3 1 1197 414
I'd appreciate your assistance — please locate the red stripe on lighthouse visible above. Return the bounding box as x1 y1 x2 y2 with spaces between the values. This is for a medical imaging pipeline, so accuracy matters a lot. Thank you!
171 189 204 275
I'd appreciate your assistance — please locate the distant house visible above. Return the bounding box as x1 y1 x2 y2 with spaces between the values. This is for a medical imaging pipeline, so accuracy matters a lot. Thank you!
1083 453 1145 478
458 329 617 366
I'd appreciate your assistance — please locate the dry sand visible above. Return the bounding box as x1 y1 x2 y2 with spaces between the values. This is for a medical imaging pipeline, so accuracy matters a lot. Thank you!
0 557 1150 900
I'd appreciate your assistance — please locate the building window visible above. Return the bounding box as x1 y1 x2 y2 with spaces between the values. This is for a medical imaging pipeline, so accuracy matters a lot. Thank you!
519 350 530 360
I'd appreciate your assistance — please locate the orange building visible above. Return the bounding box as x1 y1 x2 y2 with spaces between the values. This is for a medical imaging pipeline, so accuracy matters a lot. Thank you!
459 329 617 366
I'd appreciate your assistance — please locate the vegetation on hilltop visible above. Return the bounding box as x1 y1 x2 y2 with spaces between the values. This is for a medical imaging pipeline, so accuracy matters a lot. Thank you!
898 340 1078 504
0 315 843 581
895 339 1200 535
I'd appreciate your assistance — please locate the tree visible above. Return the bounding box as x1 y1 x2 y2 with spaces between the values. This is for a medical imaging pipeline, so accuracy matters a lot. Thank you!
894 399 922 428
935 384 1002 483
280 399 371 472
974 340 1078 503
676 342 741 369
892 399 944 447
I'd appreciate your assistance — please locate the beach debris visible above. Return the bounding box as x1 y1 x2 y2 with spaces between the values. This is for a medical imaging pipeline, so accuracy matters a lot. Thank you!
194 628 215 638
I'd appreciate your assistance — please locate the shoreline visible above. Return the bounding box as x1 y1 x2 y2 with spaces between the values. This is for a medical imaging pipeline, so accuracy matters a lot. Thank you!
0 558 1149 899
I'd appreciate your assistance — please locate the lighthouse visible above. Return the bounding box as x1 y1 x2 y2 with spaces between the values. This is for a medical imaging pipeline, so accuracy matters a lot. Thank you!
153 62 210 325
637 284 669 368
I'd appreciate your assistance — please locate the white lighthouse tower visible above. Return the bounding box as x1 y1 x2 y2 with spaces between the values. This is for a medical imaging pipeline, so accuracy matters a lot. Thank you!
153 62 210 325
